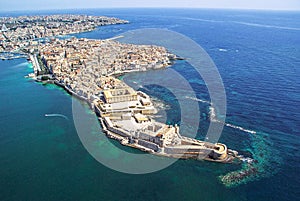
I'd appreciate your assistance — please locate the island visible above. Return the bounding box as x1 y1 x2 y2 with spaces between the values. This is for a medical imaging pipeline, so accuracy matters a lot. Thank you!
0 14 241 163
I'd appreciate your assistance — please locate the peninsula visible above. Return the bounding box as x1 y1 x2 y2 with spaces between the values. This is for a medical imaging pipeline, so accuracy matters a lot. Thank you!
0 14 240 163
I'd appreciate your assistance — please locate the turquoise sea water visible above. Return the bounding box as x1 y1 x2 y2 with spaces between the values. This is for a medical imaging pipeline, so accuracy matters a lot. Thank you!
0 9 300 201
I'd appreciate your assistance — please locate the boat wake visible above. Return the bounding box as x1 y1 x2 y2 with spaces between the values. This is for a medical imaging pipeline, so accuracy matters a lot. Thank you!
209 105 256 134
224 122 256 134
232 21 300 31
45 114 69 120
185 93 280 188
207 104 279 187
185 96 210 104
179 17 300 31
186 96 256 134
218 48 228 52
180 17 224 23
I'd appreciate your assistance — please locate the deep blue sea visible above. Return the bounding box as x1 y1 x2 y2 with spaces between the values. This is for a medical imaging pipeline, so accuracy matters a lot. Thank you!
0 9 299 201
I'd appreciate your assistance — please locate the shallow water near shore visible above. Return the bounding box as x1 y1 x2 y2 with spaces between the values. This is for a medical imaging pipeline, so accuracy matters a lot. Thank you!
0 8 300 201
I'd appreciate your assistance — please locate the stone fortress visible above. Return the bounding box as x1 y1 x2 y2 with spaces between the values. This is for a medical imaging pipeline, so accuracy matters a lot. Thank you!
95 78 237 162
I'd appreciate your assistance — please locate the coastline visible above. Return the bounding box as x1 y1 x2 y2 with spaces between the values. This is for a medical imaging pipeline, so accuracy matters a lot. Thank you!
19 28 270 188
19 29 239 164
40 62 238 164
1 13 258 187
0 10 298 200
